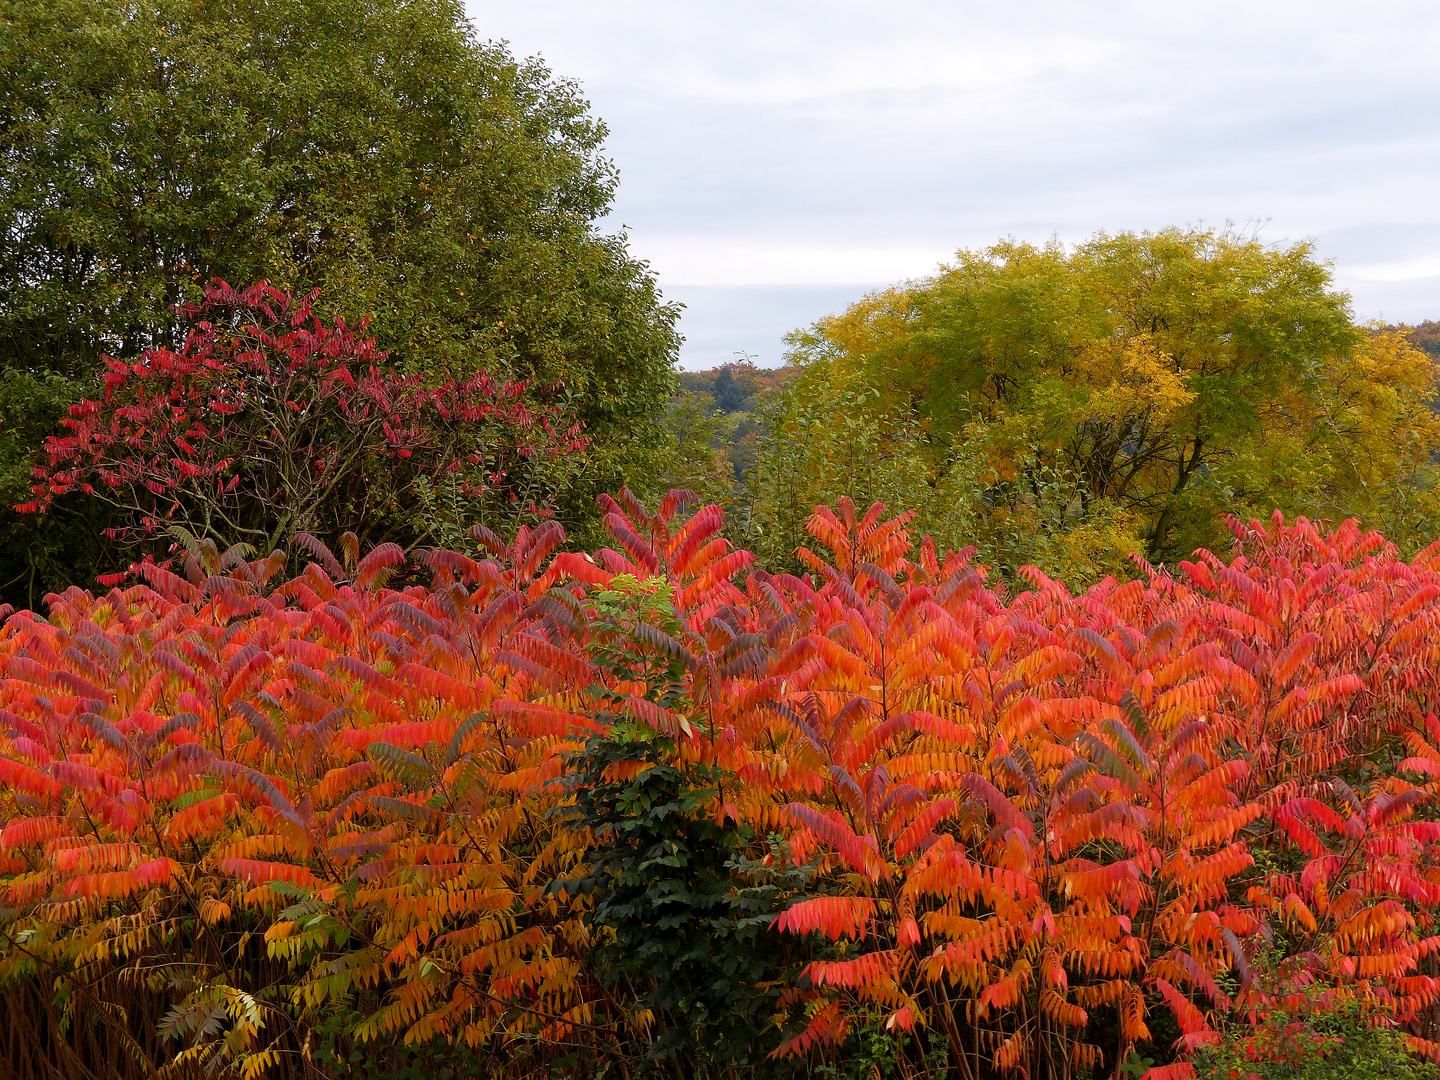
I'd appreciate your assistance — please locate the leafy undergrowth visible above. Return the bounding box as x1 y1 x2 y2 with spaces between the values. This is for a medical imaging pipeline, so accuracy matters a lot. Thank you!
1194 1000 1440 1080
4 492 1440 1079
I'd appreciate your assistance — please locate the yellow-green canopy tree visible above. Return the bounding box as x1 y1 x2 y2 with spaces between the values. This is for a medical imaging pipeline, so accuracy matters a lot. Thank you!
779 228 1440 569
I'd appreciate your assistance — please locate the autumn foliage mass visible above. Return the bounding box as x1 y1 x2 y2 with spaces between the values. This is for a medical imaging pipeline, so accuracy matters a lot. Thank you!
4 488 1440 1078
7 4 1440 1077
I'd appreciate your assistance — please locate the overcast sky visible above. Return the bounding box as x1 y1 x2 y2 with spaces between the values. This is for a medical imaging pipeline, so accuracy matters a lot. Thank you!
464 0 1440 369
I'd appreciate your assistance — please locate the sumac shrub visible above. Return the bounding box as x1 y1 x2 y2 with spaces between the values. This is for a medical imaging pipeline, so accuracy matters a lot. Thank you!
2 494 1440 1078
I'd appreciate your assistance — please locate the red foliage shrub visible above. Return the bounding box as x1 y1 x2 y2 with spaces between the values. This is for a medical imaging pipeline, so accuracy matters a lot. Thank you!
3 496 1440 1077
17 281 586 553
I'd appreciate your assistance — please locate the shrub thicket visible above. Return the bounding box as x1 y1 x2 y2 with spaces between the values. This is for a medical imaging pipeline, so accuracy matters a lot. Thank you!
4 494 1440 1078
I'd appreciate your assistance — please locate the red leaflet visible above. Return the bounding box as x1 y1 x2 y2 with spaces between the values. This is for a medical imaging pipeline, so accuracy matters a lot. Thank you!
772 896 877 941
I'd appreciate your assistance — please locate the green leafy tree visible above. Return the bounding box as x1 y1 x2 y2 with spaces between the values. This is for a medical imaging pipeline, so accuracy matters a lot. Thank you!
653 391 740 509
0 0 679 601
738 361 1145 584
565 733 812 1075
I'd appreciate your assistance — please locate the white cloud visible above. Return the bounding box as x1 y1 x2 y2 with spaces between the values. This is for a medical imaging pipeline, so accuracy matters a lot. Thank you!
1348 257 1440 283
632 236 951 286
466 0 1440 362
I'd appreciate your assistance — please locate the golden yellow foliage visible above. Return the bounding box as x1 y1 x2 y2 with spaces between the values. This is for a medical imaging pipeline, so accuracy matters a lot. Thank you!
768 228 1440 579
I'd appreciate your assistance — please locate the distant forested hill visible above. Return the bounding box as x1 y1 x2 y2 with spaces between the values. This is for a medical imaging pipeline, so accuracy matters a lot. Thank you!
1402 320 1440 358
677 362 796 414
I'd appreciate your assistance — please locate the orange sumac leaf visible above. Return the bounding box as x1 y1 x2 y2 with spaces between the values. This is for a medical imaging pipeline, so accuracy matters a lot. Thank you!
772 895 877 941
